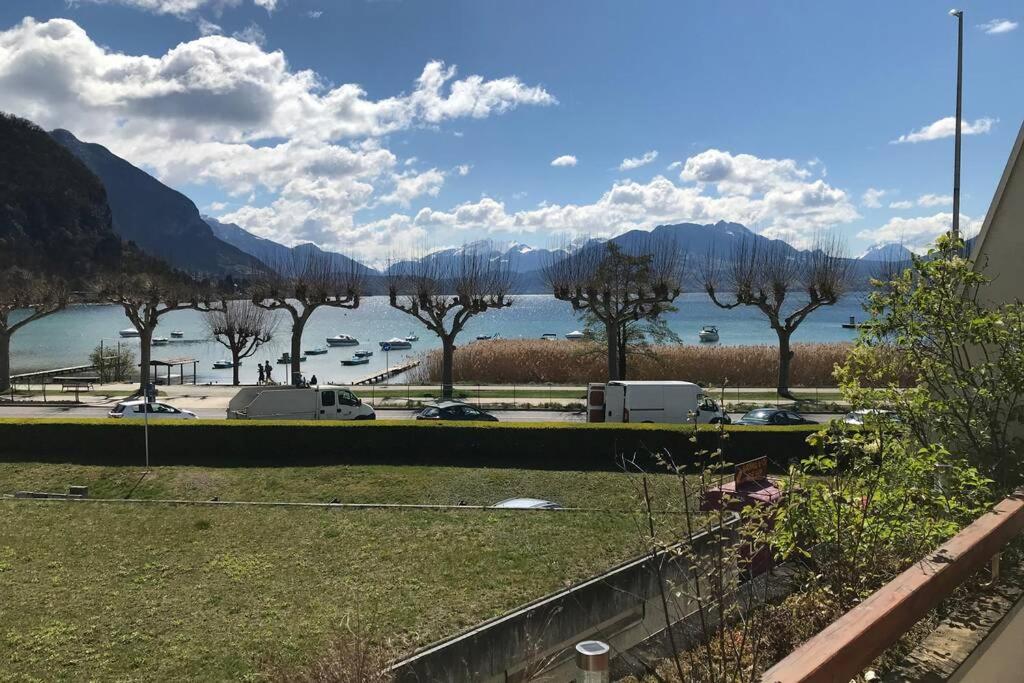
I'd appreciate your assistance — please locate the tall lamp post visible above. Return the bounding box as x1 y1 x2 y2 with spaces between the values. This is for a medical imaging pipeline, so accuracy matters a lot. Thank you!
949 8 964 244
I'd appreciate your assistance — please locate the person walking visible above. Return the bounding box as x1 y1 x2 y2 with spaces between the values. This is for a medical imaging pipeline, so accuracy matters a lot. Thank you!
257 363 265 385
264 360 273 384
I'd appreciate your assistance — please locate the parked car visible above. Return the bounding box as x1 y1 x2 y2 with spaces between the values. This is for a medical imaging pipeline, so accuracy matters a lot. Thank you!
734 408 817 426
415 401 499 422
493 498 562 509
108 400 197 419
843 409 899 426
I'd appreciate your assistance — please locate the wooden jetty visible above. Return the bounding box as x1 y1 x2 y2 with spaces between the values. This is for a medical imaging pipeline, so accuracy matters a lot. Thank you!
351 360 420 386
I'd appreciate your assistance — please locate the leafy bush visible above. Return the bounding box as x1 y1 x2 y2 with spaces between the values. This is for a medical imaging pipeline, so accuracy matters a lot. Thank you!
88 342 136 383
0 419 821 471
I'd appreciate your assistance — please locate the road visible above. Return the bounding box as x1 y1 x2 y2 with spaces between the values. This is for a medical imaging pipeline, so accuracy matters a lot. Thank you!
0 405 838 423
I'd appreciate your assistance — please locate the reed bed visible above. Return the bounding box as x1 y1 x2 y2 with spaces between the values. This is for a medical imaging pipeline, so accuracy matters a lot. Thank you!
410 340 904 387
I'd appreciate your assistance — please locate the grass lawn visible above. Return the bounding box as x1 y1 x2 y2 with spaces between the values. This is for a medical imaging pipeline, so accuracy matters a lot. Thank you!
0 462 692 511
0 500 655 681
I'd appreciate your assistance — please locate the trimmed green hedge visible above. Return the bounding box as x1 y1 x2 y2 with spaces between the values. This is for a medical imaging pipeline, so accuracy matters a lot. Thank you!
0 419 821 472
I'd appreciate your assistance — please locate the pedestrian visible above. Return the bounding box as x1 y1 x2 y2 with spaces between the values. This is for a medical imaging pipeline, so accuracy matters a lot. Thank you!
257 363 265 385
310 374 318 386
265 360 273 384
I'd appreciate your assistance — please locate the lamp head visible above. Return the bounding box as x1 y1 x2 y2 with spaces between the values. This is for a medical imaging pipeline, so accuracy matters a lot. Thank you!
949 8 963 17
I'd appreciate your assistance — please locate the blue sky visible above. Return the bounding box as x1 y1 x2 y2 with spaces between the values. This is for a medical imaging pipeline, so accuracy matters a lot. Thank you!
0 0 1021 263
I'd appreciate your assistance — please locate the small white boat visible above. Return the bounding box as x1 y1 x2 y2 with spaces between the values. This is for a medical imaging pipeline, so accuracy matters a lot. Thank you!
698 325 720 342
305 346 329 355
565 330 586 340
476 333 497 340
151 337 170 346
540 333 558 341
326 334 359 347
380 338 413 350
119 328 140 338
170 330 184 338
212 360 239 369
277 353 306 364
353 349 373 358
404 333 419 342
341 355 370 366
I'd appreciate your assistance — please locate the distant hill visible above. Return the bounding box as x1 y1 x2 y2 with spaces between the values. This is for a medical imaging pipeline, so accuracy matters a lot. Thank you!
858 243 915 262
204 215 374 277
0 113 122 274
50 129 267 278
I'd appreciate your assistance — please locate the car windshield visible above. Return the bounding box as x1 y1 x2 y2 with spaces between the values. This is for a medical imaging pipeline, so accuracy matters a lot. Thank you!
111 404 125 413
419 407 439 417
743 409 774 422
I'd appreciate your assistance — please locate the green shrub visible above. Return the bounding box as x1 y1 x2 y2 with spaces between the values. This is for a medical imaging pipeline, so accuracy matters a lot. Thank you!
0 419 821 472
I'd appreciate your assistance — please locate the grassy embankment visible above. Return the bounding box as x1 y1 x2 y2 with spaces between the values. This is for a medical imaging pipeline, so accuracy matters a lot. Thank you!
0 462 697 680
408 340 890 387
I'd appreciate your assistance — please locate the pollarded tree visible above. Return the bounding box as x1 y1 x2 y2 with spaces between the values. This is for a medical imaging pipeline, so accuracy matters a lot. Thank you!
204 301 278 386
388 245 515 398
544 240 684 381
580 303 681 380
99 273 214 392
702 236 849 399
0 269 68 392
251 251 364 386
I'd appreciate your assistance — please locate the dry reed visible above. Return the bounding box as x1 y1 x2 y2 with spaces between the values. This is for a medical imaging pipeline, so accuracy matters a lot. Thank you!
409 340 906 387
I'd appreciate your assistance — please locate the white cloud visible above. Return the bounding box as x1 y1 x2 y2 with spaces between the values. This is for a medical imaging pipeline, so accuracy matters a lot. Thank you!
196 17 221 36
861 187 886 208
231 22 266 47
0 17 556 260
380 168 446 207
978 19 1018 34
916 193 952 207
892 116 997 144
455 164 471 176
550 155 577 167
888 200 914 210
70 0 279 17
306 10 324 19
403 157 418 167
619 150 658 171
857 212 982 252
206 201 227 211
666 161 682 171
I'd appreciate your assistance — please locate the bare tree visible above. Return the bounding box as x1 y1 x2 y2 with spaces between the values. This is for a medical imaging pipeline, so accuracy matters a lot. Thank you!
544 239 684 381
98 273 214 392
702 236 849 398
0 269 68 392
388 245 515 398
250 251 364 386
204 301 278 386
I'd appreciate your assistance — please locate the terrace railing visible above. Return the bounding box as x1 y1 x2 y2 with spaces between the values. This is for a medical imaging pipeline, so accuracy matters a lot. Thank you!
761 486 1024 683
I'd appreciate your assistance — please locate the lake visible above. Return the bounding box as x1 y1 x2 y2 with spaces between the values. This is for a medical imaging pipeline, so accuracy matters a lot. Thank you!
9 294 870 385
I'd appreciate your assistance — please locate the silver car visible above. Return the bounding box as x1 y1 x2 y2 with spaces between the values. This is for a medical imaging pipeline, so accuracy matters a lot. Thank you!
108 400 197 420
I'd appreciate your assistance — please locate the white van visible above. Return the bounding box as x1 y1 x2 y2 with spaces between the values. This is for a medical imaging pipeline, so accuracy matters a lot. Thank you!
586 381 729 424
226 385 376 421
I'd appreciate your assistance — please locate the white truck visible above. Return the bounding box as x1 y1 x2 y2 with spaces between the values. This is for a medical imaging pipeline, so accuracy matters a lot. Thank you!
586 381 729 424
226 385 376 420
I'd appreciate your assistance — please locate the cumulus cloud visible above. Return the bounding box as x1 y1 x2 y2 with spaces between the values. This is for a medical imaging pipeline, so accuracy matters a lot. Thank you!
306 10 324 19
71 0 278 17
916 193 952 207
455 164 471 176
0 17 556 260
978 19 1018 34
861 187 886 208
196 17 221 36
888 200 914 210
666 161 682 171
231 22 266 47
619 150 658 171
857 212 982 252
550 155 577 167
892 116 997 144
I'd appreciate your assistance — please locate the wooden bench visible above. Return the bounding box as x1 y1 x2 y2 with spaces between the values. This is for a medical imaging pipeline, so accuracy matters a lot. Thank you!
53 376 98 393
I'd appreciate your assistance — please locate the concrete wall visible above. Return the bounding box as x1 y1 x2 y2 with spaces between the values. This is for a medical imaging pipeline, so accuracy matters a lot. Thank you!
389 516 753 683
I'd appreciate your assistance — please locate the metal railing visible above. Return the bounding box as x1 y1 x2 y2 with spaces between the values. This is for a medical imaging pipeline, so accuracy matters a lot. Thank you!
761 487 1024 683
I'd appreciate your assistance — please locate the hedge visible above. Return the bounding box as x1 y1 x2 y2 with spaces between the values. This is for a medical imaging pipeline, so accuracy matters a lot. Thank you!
0 419 822 473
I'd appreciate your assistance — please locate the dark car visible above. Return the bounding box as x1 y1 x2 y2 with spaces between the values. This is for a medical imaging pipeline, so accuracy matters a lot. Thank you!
735 408 817 426
415 400 499 422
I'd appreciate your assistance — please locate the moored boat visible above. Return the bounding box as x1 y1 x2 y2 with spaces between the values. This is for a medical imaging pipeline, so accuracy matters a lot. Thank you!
379 338 412 350
119 328 140 338
305 346 329 355
404 333 419 342
353 349 373 358
341 355 370 366
212 359 239 369
565 330 585 340
170 330 184 338
540 332 558 340
277 352 306 364
325 334 359 346
698 325 719 342
151 337 169 346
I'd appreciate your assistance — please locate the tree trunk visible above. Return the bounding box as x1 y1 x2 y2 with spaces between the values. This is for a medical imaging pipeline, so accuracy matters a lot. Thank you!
777 329 795 399
0 332 10 394
138 327 153 393
290 322 303 386
606 320 620 381
617 325 628 380
232 345 241 386
441 338 455 399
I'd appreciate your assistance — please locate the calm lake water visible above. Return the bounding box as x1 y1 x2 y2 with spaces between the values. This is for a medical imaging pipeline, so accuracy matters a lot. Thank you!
10 294 869 384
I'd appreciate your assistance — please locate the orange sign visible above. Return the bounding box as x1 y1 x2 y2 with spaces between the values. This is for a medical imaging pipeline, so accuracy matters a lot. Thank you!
735 456 768 486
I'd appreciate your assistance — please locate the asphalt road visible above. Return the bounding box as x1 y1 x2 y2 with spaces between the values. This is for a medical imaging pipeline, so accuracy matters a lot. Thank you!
0 405 838 423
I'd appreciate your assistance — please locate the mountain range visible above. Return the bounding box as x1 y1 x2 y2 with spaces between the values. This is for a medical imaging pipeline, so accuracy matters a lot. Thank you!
3 115 918 289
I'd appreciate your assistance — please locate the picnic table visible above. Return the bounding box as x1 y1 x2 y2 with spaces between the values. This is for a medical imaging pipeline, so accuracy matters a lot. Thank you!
53 375 99 401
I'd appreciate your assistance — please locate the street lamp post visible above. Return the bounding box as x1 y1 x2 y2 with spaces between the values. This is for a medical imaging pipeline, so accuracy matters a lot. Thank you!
949 8 964 244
